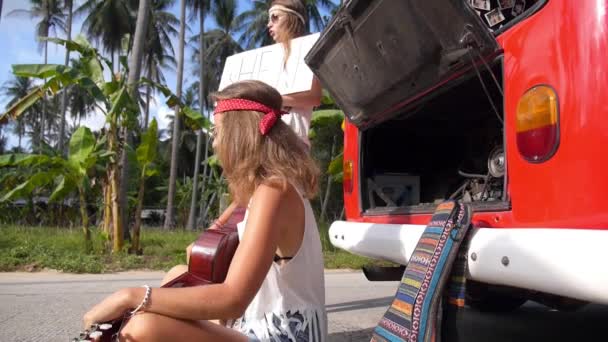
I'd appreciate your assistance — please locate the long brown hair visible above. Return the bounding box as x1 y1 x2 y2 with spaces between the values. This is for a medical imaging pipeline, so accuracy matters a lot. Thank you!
211 80 319 203
271 0 307 66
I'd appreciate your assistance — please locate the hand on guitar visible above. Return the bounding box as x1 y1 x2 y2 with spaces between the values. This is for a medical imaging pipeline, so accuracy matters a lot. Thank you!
82 287 142 330
74 204 245 341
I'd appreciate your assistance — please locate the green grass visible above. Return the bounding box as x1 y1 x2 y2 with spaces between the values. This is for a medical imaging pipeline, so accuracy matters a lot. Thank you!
0 225 198 273
0 224 395 273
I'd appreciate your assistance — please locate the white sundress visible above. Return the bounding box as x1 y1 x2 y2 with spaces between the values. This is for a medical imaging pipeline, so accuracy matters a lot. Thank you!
281 106 312 149
233 185 327 342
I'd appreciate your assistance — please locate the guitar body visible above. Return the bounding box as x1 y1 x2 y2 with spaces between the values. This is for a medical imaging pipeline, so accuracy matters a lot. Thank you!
71 208 245 342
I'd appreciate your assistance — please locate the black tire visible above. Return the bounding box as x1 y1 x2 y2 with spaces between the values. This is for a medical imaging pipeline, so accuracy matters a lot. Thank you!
467 292 527 312
466 281 527 312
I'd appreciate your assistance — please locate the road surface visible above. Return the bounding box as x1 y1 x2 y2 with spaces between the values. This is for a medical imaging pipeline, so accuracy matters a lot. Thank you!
0 270 606 341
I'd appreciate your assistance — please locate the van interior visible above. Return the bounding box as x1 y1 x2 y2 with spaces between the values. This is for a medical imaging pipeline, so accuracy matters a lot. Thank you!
360 59 507 214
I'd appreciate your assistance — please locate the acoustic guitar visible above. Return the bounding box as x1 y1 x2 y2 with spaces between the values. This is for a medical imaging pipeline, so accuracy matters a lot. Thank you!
71 207 245 342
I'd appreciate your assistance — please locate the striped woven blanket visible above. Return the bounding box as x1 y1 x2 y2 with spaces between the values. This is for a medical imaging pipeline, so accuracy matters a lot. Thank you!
371 201 472 342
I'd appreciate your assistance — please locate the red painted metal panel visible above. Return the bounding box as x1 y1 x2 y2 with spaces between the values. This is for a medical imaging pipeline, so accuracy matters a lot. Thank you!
344 0 608 229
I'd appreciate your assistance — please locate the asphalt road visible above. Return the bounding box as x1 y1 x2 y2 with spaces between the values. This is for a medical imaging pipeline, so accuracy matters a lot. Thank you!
0 270 606 342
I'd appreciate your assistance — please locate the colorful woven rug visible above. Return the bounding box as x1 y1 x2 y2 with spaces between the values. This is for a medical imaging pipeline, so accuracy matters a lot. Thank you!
371 201 472 342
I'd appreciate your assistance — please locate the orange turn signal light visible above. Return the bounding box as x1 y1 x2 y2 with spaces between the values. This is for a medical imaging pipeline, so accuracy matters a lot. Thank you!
516 85 559 162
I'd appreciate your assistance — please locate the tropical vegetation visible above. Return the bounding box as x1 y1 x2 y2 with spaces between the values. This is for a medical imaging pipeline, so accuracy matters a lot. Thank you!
0 0 348 266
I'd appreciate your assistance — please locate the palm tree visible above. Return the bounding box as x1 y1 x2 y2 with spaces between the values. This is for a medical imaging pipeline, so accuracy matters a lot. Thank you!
0 130 7 155
67 59 97 126
185 0 210 230
163 84 200 178
37 95 61 145
76 0 133 70
1 76 39 150
9 0 66 150
142 0 179 129
0 0 4 25
126 0 152 252
58 0 74 154
236 0 273 49
201 0 243 65
189 0 243 227
127 0 151 95
164 0 188 229
304 0 338 33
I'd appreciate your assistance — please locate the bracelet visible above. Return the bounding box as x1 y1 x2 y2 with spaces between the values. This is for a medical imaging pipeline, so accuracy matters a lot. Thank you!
129 285 151 316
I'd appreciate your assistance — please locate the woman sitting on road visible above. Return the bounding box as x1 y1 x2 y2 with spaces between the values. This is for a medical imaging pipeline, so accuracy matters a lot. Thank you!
83 80 327 342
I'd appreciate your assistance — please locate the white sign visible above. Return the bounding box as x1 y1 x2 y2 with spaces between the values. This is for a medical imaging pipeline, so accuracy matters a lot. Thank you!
219 33 320 95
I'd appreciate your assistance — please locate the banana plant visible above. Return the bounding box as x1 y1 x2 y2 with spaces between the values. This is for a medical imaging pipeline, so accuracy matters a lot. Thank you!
0 36 206 252
0 127 110 251
130 119 159 254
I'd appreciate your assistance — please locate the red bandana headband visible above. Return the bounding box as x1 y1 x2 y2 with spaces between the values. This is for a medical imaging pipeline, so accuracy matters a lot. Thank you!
214 98 288 135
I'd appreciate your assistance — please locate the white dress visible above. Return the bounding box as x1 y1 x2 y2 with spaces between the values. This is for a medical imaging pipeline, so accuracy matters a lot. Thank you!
281 106 312 148
233 185 327 342
278 48 314 148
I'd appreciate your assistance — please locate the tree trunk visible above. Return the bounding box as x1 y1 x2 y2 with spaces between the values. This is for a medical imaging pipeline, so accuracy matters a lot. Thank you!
121 0 151 239
320 136 337 222
0 0 3 25
201 192 217 228
78 186 91 252
187 5 207 231
131 173 145 253
164 0 187 229
109 129 123 252
199 136 211 221
126 0 150 94
144 80 151 129
58 0 73 155
40 41 48 151
103 179 112 236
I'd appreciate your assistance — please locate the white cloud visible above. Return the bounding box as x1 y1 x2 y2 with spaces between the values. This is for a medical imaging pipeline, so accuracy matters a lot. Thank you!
68 107 107 132
150 98 174 141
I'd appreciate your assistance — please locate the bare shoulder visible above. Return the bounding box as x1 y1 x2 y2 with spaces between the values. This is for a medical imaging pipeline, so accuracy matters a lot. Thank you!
249 181 303 220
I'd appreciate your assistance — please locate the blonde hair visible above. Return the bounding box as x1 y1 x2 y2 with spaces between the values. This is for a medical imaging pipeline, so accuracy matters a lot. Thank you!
211 80 319 204
270 0 307 66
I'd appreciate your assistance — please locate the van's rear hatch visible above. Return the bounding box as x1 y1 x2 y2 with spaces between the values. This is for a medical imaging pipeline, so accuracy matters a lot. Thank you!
305 0 500 129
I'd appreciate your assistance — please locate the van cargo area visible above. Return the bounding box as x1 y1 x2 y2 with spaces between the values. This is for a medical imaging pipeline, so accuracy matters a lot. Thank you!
361 60 508 214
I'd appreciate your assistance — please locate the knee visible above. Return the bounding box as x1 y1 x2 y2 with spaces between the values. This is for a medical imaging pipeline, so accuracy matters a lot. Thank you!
160 264 188 286
119 313 156 341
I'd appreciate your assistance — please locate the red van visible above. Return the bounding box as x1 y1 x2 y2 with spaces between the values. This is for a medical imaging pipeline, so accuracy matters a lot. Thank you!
306 0 608 310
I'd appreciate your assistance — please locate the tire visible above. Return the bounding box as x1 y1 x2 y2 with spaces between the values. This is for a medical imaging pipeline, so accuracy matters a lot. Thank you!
467 292 527 312
466 281 527 312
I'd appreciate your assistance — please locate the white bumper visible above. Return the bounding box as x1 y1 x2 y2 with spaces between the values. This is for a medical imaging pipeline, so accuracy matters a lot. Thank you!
329 221 608 305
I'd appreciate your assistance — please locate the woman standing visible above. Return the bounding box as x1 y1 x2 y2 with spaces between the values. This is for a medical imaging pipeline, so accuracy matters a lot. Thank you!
268 0 323 149
181 0 323 266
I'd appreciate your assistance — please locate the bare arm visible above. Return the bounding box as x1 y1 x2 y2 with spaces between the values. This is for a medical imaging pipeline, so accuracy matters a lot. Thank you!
281 76 322 109
109 184 287 321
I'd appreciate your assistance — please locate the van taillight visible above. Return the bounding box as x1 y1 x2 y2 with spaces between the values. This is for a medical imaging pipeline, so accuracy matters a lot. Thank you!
343 160 353 193
516 86 559 162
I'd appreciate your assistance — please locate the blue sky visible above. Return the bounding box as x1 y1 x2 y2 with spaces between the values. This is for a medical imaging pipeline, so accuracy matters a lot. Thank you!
0 0 257 149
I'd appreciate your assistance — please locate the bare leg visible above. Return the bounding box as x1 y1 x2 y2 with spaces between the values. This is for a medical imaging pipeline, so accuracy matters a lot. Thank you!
119 312 248 342
160 265 188 286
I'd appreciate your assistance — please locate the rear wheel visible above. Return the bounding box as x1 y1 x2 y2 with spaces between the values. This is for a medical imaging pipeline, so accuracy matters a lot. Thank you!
466 281 527 312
